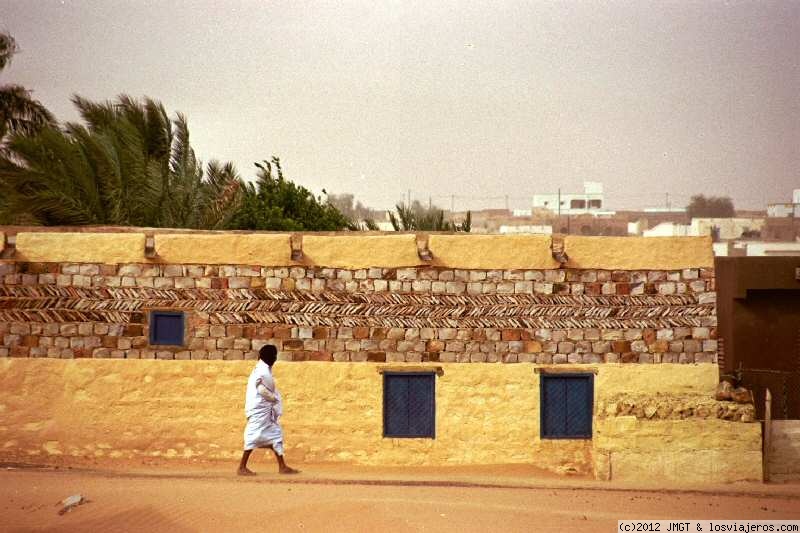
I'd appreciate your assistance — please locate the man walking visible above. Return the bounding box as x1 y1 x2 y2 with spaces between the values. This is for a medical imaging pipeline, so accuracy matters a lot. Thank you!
238 344 299 475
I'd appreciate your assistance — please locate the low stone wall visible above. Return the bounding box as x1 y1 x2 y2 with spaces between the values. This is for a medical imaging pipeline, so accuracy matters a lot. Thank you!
768 420 800 481
594 417 762 483
0 359 759 483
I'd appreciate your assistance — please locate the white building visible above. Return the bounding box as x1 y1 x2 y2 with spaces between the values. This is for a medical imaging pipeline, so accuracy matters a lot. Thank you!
642 222 691 237
642 218 764 239
532 181 606 215
499 225 552 235
767 188 800 218
690 218 764 240
743 241 800 256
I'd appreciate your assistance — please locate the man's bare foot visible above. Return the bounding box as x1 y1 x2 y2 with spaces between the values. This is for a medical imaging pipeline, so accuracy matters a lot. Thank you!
237 468 256 476
279 466 300 475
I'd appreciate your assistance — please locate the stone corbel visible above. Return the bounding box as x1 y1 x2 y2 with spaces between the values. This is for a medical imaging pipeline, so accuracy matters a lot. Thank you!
0 233 15 260
551 236 569 266
290 234 303 262
144 233 157 259
416 234 433 262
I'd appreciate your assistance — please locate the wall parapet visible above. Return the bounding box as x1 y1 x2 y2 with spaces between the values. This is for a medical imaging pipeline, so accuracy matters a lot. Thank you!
1 227 713 270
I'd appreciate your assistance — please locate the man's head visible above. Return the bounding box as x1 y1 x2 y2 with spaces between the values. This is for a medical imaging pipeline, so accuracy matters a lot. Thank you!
259 344 278 367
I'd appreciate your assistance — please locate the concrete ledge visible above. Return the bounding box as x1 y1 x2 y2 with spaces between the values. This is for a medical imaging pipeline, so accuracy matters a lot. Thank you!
6 229 714 271
302 234 422 269
154 233 292 266
429 234 559 270
15 232 146 264
564 236 714 270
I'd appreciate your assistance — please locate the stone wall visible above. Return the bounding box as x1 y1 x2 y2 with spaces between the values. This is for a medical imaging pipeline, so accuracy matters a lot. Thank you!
0 230 757 483
0 261 717 363
0 231 717 364
0 359 760 483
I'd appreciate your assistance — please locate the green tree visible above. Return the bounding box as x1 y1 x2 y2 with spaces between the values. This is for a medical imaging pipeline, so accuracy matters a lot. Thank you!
388 200 471 232
226 157 353 231
0 32 55 148
0 94 241 227
686 195 735 219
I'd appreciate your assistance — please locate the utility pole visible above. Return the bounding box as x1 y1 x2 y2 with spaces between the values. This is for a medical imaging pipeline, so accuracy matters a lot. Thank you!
505 194 509 212
557 188 561 217
407 189 411 208
666 192 670 210
557 188 562 234
450 194 454 213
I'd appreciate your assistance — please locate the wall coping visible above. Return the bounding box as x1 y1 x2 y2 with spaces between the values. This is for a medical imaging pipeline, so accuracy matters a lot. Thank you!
0 226 714 270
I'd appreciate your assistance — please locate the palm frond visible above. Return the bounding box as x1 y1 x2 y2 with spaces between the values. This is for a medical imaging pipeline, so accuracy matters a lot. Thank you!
0 32 18 71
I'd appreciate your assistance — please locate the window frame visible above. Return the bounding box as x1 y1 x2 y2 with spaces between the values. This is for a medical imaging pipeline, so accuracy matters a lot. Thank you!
148 310 186 347
539 372 594 440
382 371 436 439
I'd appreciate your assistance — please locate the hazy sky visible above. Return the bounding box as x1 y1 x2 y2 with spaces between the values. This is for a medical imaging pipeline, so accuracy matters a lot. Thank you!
3 0 799 211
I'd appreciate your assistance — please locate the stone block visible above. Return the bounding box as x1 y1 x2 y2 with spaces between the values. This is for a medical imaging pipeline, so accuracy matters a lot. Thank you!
656 329 674 341
611 340 631 353
576 341 592 353
557 341 575 354
412 280 431 292
567 329 583 341
533 282 553 294
601 330 623 341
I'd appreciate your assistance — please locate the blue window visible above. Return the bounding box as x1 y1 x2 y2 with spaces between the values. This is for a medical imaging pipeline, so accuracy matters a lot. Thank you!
383 373 435 438
149 311 185 346
540 374 593 439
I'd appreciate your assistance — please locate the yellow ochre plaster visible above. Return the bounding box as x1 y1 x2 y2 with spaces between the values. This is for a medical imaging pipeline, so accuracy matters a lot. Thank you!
154 233 292 266
302 234 422 269
0 359 760 483
564 236 714 270
6 230 714 271
428 234 559 270
15 232 146 264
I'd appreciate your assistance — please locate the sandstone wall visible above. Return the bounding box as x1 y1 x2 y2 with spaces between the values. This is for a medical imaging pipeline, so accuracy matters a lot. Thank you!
0 359 758 483
0 230 758 484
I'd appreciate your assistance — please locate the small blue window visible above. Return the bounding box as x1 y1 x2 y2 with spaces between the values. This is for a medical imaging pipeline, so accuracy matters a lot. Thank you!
540 374 593 439
149 311 185 346
383 373 435 438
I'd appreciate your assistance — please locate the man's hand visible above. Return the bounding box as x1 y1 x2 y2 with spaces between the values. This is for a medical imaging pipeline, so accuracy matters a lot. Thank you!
256 382 277 403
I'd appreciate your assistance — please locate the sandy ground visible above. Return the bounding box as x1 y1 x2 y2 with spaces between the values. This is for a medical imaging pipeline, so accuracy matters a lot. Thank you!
2 462 800 533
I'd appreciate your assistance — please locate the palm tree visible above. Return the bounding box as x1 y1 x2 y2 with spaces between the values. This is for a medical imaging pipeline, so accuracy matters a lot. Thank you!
388 200 471 232
0 94 241 227
0 32 55 147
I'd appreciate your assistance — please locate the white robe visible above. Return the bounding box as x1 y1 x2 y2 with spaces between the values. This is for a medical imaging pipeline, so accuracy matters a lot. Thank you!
243 360 284 453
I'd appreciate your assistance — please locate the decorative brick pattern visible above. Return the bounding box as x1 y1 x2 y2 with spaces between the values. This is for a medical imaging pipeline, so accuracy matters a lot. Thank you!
0 262 717 363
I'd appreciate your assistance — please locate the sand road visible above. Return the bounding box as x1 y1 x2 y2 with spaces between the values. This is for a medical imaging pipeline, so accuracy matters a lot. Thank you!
2 466 799 532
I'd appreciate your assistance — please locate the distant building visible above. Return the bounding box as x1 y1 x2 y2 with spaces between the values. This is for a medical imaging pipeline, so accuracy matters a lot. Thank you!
642 222 691 237
498 225 552 234
690 218 764 240
532 181 607 215
766 188 800 218
743 242 800 256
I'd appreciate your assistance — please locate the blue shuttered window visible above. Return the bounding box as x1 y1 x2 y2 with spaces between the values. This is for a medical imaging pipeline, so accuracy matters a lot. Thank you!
540 374 593 439
149 311 185 346
383 373 435 438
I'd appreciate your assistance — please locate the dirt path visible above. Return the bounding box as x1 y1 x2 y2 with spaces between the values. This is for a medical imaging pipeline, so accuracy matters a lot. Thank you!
2 467 799 532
